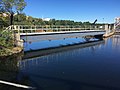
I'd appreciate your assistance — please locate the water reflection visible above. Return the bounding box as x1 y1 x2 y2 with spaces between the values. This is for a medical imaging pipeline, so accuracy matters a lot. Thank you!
19 35 120 90
0 54 21 77
0 54 25 90
1 35 120 90
20 41 104 69
112 35 120 51
23 38 86 51
21 34 99 51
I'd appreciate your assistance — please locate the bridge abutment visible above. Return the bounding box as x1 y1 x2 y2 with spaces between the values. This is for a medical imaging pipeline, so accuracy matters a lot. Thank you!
14 33 24 48
103 24 115 37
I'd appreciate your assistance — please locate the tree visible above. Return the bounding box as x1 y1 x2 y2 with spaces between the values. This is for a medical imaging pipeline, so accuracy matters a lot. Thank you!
14 13 27 24
0 0 26 25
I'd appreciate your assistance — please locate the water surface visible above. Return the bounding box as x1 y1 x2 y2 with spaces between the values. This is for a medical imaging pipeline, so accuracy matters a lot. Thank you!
0 35 120 90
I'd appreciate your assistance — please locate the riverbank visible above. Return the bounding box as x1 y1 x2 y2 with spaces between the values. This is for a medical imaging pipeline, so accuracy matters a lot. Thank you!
0 46 23 57
0 29 23 57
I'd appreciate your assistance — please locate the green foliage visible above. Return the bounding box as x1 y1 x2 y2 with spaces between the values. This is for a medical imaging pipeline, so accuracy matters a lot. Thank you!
0 15 9 27
0 0 26 13
0 29 14 48
0 12 104 30
0 0 26 25
13 14 94 28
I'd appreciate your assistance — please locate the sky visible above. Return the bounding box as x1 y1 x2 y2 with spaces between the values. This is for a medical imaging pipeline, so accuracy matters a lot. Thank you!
23 0 120 23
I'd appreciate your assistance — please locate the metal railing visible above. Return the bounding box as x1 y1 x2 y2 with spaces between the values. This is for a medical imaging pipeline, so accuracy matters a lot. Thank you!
5 25 105 33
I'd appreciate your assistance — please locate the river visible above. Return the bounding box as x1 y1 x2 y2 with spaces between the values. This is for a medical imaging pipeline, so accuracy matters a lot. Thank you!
0 35 120 90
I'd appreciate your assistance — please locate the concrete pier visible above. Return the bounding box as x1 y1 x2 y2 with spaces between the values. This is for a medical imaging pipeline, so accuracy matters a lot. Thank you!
14 33 24 47
103 31 115 37
103 24 115 37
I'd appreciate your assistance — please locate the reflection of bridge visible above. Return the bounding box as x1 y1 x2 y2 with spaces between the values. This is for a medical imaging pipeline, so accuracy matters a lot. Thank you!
23 40 104 59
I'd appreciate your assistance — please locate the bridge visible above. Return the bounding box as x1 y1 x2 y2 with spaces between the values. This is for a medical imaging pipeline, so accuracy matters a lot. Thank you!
4 23 115 48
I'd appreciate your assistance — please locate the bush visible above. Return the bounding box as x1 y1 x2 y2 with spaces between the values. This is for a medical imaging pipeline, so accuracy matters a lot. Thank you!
0 29 14 48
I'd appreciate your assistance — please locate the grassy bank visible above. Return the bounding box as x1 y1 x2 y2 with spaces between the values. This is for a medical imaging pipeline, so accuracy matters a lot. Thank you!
0 29 18 56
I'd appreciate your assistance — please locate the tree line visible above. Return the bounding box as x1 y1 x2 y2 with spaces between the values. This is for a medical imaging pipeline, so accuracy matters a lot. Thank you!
0 0 104 29
0 13 104 29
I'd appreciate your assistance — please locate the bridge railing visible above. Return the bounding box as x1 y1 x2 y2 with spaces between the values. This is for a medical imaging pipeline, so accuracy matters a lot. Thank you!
5 25 105 34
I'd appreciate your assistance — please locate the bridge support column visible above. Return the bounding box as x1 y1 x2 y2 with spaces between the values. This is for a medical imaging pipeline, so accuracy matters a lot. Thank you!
103 24 115 37
14 33 23 48
105 24 109 30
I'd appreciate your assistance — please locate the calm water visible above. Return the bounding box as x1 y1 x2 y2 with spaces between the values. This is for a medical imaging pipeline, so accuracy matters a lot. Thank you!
21 34 98 51
0 35 120 90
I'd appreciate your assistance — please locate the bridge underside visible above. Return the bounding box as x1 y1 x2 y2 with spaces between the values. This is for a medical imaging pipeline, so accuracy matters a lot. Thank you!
21 30 105 42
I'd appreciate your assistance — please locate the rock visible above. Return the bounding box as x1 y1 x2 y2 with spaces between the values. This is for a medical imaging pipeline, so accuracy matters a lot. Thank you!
12 47 23 53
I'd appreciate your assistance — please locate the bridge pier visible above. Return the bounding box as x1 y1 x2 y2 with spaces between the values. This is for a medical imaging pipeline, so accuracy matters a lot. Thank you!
103 24 115 37
14 33 24 48
12 26 24 48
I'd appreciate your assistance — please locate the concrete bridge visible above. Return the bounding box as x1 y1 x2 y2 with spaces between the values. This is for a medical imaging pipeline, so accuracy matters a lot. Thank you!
20 30 105 43
4 24 115 47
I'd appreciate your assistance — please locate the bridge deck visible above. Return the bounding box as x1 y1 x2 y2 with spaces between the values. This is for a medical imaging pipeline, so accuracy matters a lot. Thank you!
20 30 105 42
20 30 105 36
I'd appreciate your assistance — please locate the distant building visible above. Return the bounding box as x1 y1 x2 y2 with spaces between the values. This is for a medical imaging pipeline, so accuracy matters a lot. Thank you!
42 18 51 21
